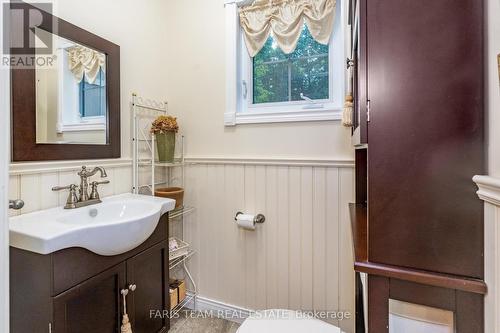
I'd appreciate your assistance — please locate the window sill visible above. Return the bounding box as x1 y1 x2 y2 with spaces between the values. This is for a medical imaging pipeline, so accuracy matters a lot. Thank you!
224 108 342 126
57 117 106 133
58 123 106 132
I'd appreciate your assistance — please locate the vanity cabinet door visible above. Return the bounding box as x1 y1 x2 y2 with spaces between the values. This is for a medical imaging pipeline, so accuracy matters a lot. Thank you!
52 263 126 333
126 241 169 333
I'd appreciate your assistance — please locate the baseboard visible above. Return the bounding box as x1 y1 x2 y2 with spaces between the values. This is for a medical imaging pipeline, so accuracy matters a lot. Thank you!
182 294 349 332
184 293 253 324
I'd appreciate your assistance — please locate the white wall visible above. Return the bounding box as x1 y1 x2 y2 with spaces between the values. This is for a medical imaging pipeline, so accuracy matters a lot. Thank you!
486 0 500 176
163 0 355 332
164 0 354 160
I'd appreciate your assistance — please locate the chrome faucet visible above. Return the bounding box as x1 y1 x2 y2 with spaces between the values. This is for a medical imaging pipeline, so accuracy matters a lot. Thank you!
52 166 109 209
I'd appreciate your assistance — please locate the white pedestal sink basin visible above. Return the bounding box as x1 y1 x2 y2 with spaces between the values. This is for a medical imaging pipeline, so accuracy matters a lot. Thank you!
9 193 176 256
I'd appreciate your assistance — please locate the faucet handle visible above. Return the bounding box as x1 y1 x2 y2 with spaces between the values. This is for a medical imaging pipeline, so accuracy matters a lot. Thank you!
89 180 110 200
52 184 78 192
52 184 79 209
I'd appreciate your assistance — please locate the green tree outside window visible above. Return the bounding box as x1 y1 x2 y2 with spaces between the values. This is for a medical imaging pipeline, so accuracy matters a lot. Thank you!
253 24 330 104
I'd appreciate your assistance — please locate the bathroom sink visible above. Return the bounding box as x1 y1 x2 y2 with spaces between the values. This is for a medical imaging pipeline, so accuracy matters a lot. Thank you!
9 193 176 256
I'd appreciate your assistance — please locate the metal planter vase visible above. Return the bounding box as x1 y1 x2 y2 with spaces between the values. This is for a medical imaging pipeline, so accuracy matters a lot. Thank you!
156 132 176 163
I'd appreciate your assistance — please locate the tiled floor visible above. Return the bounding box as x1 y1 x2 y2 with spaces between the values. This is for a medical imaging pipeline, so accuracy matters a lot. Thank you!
170 310 241 333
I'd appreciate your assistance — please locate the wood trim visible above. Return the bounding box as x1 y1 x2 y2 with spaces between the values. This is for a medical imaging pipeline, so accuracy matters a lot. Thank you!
350 203 487 295
390 279 456 311
349 203 367 263
11 2 121 162
349 203 486 295
358 0 368 144
473 175 500 206
368 276 389 333
185 156 355 167
9 158 132 176
456 290 484 332
355 262 487 295
354 149 367 204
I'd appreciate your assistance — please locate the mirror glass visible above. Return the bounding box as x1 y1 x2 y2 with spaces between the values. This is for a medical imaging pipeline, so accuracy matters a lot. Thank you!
35 28 107 144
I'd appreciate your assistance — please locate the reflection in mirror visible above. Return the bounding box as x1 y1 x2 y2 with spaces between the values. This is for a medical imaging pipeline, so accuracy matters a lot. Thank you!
35 28 107 145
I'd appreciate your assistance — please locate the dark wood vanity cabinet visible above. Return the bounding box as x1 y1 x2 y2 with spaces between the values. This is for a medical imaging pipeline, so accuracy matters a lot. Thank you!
53 264 126 333
126 242 170 333
10 215 170 333
349 0 485 331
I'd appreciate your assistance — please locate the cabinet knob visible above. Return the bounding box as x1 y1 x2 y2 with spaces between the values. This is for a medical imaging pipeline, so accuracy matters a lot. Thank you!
129 284 137 292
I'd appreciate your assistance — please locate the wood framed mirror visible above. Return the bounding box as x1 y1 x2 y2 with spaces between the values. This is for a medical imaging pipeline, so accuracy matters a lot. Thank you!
10 2 120 161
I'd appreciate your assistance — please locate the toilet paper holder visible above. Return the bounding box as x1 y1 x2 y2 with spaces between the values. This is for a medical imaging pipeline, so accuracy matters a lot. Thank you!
234 212 266 224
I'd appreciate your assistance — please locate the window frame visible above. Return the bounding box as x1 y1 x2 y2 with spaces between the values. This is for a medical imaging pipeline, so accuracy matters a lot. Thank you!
55 41 106 133
224 0 347 126
79 69 107 119
241 26 339 113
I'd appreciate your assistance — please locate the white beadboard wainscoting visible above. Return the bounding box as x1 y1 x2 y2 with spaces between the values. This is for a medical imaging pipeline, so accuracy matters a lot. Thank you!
181 157 356 333
8 159 133 216
474 175 500 333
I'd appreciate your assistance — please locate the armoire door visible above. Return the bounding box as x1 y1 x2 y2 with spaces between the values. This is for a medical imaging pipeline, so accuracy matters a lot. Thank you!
53 263 126 333
126 241 169 333
366 0 484 278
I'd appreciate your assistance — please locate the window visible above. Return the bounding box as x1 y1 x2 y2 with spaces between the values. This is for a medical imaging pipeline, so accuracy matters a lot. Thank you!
53 41 106 133
253 25 330 104
79 69 106 118
225 0 345 125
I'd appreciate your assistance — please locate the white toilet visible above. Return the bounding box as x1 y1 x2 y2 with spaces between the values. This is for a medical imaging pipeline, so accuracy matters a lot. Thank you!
237 310 342 333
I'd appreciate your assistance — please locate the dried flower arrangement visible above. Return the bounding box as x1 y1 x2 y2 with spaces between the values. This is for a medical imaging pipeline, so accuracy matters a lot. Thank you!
150 115 179 134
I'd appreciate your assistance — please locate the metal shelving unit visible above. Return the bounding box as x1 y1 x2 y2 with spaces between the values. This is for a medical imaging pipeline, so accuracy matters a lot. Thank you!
131 93 197 311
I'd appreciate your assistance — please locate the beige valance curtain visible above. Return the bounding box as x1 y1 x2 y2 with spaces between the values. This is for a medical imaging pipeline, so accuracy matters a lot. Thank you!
239 0 336 57
67 46 106 84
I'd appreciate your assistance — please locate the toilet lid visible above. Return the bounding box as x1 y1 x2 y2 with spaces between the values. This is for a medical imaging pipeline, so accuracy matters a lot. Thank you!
237 310 342 333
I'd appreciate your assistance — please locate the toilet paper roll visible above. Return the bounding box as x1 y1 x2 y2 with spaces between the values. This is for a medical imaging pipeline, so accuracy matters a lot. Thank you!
235 214 256 230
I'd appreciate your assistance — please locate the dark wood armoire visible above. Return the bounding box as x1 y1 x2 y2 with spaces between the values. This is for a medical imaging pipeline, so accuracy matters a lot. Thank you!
349 0 486 332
